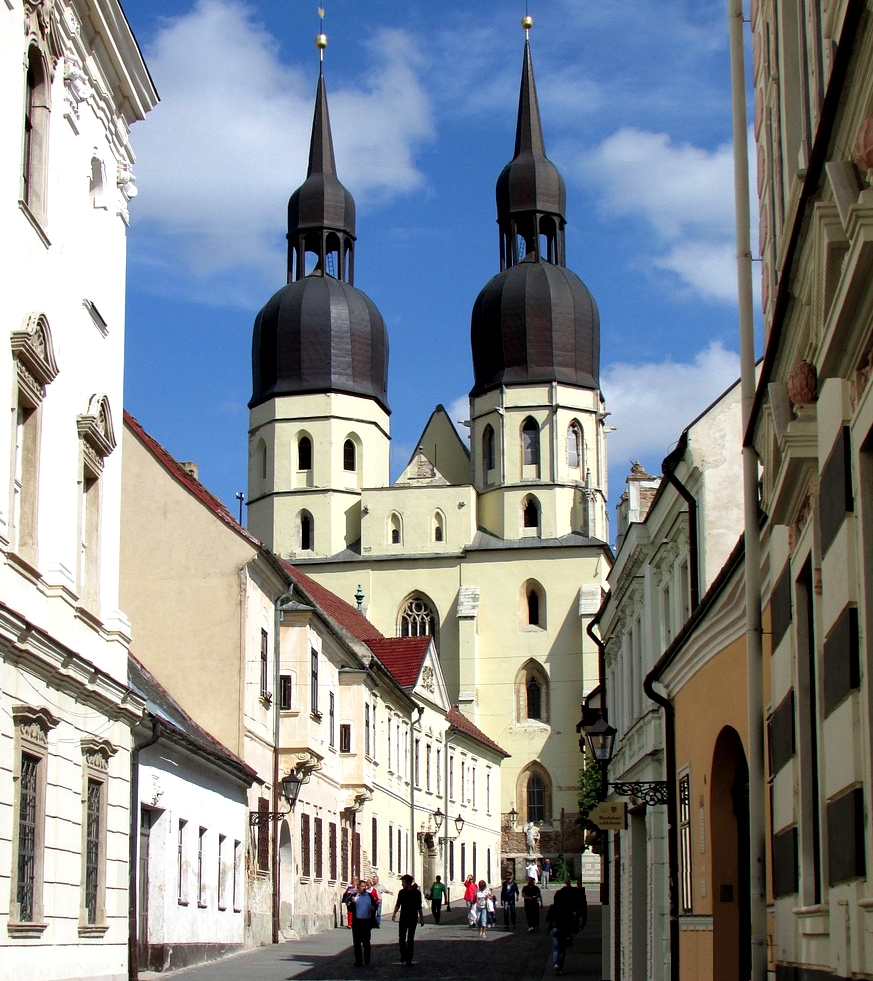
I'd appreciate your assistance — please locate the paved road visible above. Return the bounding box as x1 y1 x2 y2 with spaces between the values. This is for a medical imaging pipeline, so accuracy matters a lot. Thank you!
141 903 602 981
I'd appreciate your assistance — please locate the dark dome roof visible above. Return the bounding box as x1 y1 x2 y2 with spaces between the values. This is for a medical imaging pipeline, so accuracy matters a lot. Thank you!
470 255 600 397
288 172 356 237
496 152 566 219
250 273 389 412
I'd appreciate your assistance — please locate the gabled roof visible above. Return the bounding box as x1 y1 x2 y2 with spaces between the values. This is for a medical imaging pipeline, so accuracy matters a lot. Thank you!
366 636 430 689
124 411 261 549
129 654 259 787
447 706 510 759
281 561 384 643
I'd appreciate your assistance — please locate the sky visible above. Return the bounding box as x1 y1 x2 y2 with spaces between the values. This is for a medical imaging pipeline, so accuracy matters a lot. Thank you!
120 0 758 537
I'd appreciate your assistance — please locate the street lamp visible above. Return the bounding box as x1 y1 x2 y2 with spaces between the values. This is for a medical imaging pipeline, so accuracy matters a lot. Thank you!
507 806 518 829
583 714 669 806
250 768 305 825
419 808 464 853
584 713 617 765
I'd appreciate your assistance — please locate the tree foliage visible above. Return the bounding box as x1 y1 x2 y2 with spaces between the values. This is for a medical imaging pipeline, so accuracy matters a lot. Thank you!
577 753 606 853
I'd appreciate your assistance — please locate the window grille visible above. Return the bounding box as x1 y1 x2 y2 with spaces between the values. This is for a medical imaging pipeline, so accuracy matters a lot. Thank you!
301 813 311 878
679 774 693 912
329 822 337 880
85 780 103 922
315 817 323 878
257 800 269 871
17 753 38 921
399 596 435 638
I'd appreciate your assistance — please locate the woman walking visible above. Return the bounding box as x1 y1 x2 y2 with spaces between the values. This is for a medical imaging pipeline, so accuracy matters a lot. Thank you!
475 879 490 938
522 876 543 932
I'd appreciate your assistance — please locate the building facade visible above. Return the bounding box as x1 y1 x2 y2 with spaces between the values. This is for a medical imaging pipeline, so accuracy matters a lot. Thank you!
246 24 610 881
0 3 156 979
750 1 873 978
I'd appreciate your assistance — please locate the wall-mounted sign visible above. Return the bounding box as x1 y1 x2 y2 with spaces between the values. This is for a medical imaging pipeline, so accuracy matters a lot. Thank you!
590 802 627 831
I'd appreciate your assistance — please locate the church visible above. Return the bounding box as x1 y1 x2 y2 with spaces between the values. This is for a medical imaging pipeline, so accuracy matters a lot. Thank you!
246 17 612 878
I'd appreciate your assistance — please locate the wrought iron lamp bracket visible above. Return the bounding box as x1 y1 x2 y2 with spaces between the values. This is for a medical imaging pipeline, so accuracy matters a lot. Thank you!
609 781 669 806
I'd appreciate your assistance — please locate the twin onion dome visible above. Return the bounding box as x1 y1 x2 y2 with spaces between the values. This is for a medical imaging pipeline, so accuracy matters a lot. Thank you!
250 23 599 413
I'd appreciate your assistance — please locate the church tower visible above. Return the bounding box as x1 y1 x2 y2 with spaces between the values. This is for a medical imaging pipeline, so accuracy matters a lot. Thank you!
247 34 390 558
469 18 609 544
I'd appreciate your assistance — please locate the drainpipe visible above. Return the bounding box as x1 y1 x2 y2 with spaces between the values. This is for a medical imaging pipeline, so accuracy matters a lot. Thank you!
273 585 295 945
129 716 163 981
410 705 424 880
727 2 767 977
443 725 455 893
662 432 700 612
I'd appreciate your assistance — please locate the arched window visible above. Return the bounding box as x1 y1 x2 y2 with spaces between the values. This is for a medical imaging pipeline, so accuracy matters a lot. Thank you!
254 438 267 481
567 423 582 469
300 511 313 551
298 435 312 471
433 511 444 543
514 659 549 723
518 763 552 824
399 594 437 642
388 512 402 545
522 496 539 530
521 418 539 467
343 439 356 472
483 425 495 473
527 589 539 626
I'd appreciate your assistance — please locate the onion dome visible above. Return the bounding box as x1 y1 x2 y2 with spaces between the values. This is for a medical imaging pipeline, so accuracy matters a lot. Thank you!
250 64 389 412
250 272 389 411
471 254 599 395
470 25 599 397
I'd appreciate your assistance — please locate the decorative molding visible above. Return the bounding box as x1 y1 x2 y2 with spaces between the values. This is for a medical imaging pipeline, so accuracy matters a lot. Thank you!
12 703 60 745
11 312 59 406
81 736 118 771
77 393 117 471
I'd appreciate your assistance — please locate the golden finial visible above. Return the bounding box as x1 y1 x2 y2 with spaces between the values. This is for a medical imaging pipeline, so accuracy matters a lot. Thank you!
316 6 327 61
522 13 533 39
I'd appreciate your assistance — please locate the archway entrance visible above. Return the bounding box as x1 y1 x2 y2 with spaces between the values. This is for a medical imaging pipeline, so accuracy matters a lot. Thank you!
711 726 750 981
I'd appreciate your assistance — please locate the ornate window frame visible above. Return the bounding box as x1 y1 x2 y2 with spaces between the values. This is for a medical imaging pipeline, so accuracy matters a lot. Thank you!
9 704 59 936
79 737 116 934
76 394 116 610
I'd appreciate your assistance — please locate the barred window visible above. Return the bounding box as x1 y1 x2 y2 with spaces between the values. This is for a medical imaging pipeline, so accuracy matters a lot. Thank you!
314 817 323 879
329 822 338 881
341 827 350 884
301 813 311 878
257 799 269 872
679 774 693 913
85 780 102 922
17 753 39 922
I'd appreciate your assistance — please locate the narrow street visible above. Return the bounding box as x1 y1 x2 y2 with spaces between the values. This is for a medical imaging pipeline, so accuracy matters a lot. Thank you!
141 904 602 981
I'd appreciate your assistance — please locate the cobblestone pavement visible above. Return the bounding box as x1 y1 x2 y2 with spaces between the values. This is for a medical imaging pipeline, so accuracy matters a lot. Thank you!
141 903 602 981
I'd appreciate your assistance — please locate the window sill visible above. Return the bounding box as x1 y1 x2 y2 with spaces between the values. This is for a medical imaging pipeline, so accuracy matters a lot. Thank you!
78 923 109 938
18 199 51 248
8 921 48 938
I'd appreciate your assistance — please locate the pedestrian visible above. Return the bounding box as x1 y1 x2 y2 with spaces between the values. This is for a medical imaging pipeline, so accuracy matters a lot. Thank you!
342 881 356 928
521 876 543 931
392 873 424 965
474 879 490 938
369 874 386 928
547 879 585 975
542 858 551 889
486 883 497 928
500 871 519 928
526 859 539 884
464 874 477 926
347 879 377 967
428 874 446 923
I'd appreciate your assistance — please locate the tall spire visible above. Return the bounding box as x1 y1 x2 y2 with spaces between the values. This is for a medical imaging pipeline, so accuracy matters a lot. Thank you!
495 15 567 270
286 19 356 284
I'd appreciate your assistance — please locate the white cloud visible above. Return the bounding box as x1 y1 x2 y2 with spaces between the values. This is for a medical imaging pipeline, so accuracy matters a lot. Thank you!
131 1 433 282
575 127 758 303
602 341 740 479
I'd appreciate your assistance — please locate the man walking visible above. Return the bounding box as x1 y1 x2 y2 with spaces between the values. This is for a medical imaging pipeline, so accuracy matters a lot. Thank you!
500 871 519 928
347 879 376 967
428 874 447 923
392 874 425 965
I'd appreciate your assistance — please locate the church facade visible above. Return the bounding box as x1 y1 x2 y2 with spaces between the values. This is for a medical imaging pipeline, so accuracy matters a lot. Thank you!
247 23 611 878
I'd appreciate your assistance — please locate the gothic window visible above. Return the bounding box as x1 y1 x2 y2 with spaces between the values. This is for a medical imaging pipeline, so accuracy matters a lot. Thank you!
388 512 402 546
522 417 540 468
298 435 312 471
483 424 495 474
343 439 356 472
522 496 540 530
567 422 582 469
299 510 314 551
514 660 549 723
519 764 552 824
433 511 444 543
22 46 50 224
77 396 116 611
399 594 437 643
527 589 539 625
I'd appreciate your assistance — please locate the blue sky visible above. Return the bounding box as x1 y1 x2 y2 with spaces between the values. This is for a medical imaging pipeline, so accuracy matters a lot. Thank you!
121 0 757 535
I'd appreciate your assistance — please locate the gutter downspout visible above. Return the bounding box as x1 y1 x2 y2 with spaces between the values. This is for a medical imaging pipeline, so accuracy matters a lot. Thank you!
410 705 424 881
444 725 455 895
662 432 700 611
728 2 767 977
129 716 163 981
273 585 295 945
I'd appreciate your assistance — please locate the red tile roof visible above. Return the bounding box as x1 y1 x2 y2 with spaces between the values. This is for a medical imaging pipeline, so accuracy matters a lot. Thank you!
366 636 430 688
447 705 510 758
124 411 261 548
281 561 385 644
